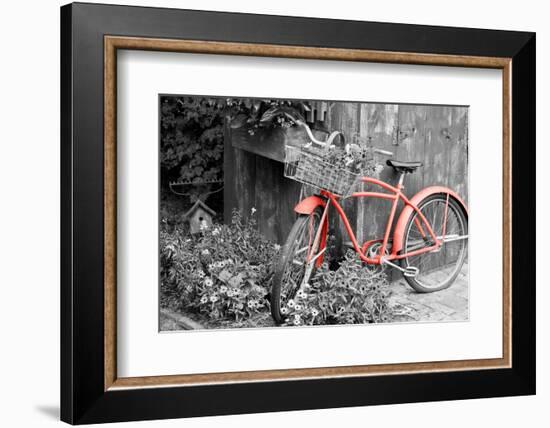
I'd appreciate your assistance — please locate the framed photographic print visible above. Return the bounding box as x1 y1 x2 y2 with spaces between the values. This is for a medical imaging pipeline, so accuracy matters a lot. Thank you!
60 2 536 424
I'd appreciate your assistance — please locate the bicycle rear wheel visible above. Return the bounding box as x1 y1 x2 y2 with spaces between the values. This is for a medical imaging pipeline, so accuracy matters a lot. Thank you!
270 208 323 324
400 194 468 292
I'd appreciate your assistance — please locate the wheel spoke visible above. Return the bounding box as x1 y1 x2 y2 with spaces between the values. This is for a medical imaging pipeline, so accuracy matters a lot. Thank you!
277 211 323 306
404 198 467 290
294 246 309 255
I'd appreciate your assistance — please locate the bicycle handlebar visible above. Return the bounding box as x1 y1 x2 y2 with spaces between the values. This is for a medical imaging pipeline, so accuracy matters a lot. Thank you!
297 120 394 157
373 148 394 156
297 120 343 147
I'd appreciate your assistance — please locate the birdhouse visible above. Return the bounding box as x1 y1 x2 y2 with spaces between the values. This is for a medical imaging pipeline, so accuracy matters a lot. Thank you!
183 200 216 234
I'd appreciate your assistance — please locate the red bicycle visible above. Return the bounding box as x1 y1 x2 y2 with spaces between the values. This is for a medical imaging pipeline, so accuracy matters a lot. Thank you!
270 120 468 324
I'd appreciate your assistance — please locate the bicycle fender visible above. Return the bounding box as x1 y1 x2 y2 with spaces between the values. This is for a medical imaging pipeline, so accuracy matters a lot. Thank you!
392 186 468 254
294 196 329 267
294 195 326 214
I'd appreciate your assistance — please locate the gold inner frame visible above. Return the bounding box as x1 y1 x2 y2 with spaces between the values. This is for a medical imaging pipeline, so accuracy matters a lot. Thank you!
104 35 512 391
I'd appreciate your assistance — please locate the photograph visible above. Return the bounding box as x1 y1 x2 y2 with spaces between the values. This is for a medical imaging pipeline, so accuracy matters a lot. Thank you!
159 95 469 331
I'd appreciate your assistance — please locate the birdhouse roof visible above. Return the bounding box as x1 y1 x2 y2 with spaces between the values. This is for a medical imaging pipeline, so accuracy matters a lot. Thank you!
182 199 216 219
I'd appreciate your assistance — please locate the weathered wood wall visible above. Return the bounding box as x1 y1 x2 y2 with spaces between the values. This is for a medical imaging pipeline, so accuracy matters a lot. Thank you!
224 102 468 255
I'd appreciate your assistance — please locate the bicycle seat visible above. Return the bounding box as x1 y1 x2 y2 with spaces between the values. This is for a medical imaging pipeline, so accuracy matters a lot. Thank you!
386 159 423 174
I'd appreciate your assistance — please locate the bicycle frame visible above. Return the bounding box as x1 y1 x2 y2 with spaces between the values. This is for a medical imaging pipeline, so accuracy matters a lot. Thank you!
319 175 445 266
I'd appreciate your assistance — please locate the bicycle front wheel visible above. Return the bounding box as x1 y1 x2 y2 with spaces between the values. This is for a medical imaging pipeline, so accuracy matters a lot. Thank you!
271 208 323 324
400 194 468 292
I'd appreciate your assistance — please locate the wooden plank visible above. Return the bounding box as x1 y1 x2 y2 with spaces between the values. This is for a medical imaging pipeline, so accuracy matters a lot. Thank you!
231 124 330 163
223 119 236 224
423 105 453 189
233 148 256 222
358 103 399 245
396 104 427 196
421 105 457 273
231 126 287 162
444 106 469 266
254 156 281 242
447 106 469 203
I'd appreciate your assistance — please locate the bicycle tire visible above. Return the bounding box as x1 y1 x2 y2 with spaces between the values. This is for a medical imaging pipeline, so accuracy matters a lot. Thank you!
270 208 323 324
400 194 468 293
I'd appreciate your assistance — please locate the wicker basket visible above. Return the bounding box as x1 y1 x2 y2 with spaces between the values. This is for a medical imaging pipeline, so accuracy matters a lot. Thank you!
284 145 360 197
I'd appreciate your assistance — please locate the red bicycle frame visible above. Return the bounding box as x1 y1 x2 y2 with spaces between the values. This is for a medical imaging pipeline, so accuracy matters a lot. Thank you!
320 175 445 266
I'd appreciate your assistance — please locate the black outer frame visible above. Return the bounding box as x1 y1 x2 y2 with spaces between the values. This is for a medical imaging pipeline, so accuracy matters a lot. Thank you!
60 2 535 424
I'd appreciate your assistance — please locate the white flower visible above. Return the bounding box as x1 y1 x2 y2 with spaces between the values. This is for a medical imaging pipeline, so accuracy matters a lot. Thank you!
251 207 257 215
311 309 319 317
287 299 295 308
294 304 302 311
220 285 228 294
212 228 220 236
210 294 219 303
274 244 281 251
204 278 213 287
200 296 208 304
297 290 307 299
281 307 288 315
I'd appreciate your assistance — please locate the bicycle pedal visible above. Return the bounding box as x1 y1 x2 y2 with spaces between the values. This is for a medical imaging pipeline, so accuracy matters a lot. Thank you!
403 266 419 278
